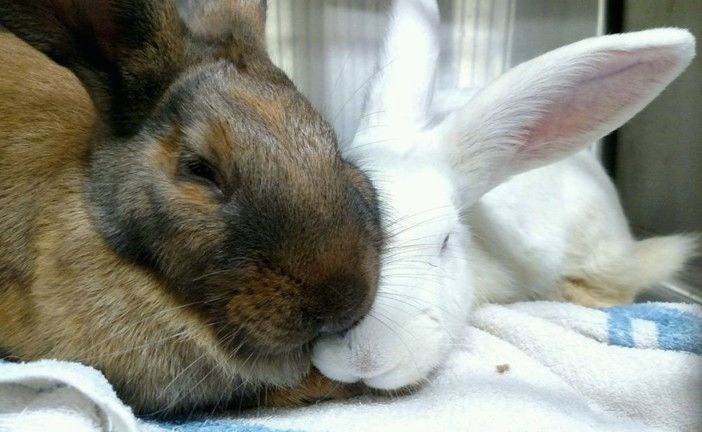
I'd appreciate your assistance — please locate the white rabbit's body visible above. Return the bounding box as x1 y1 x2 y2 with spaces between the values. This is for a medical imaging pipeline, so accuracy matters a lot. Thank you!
469 149 695 306
313 0 696 392
470 149 625 303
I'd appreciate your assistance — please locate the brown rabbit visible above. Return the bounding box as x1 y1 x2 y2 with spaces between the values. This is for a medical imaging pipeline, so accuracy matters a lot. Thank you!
0 0 381 417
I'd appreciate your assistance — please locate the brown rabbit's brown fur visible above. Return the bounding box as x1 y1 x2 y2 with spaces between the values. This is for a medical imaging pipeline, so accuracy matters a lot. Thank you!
0 0 380 417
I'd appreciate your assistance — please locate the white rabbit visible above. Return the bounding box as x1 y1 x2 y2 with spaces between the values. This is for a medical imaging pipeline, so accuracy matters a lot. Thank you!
312 0 696 391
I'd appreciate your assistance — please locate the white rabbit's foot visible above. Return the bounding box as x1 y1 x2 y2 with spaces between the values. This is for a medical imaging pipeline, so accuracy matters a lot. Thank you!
312 309 450 390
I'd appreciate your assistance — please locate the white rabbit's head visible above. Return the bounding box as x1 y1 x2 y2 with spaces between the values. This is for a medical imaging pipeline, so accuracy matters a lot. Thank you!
313 0 696 390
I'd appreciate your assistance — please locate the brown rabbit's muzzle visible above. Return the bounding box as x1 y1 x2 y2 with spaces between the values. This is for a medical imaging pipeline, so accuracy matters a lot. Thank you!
216 249 378 356
192 157 382 356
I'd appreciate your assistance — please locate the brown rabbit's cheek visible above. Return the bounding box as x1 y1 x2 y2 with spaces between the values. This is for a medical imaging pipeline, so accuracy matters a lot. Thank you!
224 267 314 353
175 183 222 211
158 192 225 270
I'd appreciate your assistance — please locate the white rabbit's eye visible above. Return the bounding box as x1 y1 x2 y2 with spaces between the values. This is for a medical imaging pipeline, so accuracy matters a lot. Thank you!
440 234 450 253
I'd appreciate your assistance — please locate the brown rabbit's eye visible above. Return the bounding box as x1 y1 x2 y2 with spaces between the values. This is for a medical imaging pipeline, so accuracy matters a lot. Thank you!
185 158 223 193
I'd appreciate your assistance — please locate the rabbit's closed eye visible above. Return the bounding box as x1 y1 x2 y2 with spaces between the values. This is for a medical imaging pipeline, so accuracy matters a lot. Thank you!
440 233 450 253
181 156 224 196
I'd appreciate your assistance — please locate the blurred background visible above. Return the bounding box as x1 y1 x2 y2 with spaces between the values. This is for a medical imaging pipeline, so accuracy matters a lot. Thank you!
265 0 701 302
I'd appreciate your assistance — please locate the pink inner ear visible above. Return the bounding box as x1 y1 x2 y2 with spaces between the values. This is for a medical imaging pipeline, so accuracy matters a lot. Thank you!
519 47 680 163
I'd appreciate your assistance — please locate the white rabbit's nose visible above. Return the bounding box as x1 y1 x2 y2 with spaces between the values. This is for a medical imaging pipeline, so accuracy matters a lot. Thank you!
312 334 359 383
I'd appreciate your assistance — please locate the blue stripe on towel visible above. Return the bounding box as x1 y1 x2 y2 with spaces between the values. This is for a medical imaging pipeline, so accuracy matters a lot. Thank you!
606 308 635 348
603 304 702 354
153 420 298 432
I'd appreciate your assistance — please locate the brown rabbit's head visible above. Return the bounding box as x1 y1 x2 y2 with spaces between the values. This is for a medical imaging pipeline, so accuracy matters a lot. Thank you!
1 0 382 361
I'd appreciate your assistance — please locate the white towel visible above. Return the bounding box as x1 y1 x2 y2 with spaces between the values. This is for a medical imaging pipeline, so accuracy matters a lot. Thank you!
471 302 702 432
2 302 700 432
0 359 140 432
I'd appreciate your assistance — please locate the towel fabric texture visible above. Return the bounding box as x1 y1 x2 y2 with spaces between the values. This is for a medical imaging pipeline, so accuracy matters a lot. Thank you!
1 302 701 432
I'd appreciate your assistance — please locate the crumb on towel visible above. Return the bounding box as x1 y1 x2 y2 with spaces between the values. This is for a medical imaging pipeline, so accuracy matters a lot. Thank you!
496 364 510 374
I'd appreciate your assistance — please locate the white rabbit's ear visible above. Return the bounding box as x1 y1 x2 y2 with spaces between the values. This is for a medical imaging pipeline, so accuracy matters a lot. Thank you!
353 0 440 150
442 28 696 206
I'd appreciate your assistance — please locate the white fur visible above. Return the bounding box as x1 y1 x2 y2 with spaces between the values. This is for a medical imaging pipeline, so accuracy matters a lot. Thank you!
469 150 698 305
312 0 696 390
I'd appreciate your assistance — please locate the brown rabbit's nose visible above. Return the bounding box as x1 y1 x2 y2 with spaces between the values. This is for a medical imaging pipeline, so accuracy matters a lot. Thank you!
309 274 375 335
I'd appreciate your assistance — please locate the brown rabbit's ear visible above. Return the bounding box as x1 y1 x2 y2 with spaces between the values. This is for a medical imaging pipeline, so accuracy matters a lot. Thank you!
176 0 267 45
0 0 185 136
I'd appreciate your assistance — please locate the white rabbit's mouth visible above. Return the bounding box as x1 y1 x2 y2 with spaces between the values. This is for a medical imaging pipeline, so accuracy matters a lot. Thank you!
312 297 456 389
